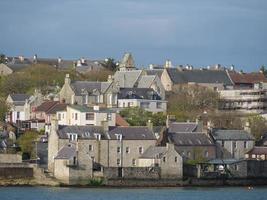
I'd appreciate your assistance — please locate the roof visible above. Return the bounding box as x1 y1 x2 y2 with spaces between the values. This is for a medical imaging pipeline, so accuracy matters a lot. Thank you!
168 132 214 146
211 129 255 141
9 94 30 102
118 88 161 100
246 146 267 155
46 103 67 114
137 75 156 88
55 143 76 159
35 101 59 112
68 105 115 113
70 81 111 96
168 122 201 133
113 70 142 88
207 159 240 165
119 53 135 69
108 127 156 140
228 71 267 84
140 146 167 158
166 68 232 85
57 125 106 139
146 69 164 77
116 114 129 127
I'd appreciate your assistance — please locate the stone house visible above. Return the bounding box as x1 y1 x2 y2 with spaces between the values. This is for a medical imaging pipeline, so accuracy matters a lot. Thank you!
117 88 167 113
245 146 267 160
160 68 233 91
33 101 60 123
59 74 119 107
138 143 183 179
210 129 255 159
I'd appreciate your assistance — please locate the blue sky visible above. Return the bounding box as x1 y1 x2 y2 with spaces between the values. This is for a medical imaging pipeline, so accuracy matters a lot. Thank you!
0 0 266 71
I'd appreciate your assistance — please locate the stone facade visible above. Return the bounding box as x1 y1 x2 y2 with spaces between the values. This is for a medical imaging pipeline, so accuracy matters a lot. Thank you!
0 154 22 163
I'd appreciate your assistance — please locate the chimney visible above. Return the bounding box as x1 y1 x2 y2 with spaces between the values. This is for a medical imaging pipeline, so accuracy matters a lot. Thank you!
65 74 71 85
81 57 85 64
101 120 109 132
207 120 213 130
244 121 251 134
51 118 59 133
165 60 172 68
33 54 37 63
147 119 153 131
58 57 62 64
149 64 154 70
18 55 24 62
166 143 175 151
230 65 235 71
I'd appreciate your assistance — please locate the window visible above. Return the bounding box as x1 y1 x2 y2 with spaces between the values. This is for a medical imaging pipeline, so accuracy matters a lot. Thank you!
244 141 248 149
117 159 121 166
187 151 191 158
17 112 20 120
128 102 131 107
86 113 94 120
233 141 237 149
89 145 93 151
68 133 78 141
75 113 78 120
205 151 209 158
91 156 95 162
252 154 256 159
115 134 122 141
58 113 61 120
107 113 112 121
156 102 162 109
221 140 224 148
126 147 130 154
132 159 136 166
234 165 239 171
94 133 101 141
139 147 143 154
140 102 150 109
117 147 121 153
175 156 178 163
163 157 166 163
73 156 76 165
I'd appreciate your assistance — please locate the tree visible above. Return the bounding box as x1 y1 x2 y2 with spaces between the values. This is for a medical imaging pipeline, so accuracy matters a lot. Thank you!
102 58 117 71
0 97 9 122
0 54 5 64
167 85 220 121
248 115 267 141
260 65 267 77
17 131 39 159
120 107 166 126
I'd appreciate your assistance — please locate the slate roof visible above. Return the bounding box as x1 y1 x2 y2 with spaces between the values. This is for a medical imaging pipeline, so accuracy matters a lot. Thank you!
46 103 67 114
9 94 31 102
57 125 106 139
211 129 255 141
140 146 167 158
55 143 76 159
228 71 267 84
166 68 232 85
108 127 156 140
168 122 201 133
146 69 164 77
246 146 267 155
168 132 214 146
118 88 161 100
70 81 111 96
113 70 142 88
137 75 156 88
35 101 59 112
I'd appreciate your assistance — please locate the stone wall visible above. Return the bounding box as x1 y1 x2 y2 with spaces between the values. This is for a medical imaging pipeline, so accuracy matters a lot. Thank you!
0 163 33 179
0 154 22 163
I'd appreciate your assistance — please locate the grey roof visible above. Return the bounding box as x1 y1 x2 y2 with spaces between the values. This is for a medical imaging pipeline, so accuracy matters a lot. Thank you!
57 125 106 139
75 60 105 73
211 129 255 141
145 69 164 77
140 146 167 158
71 81 111 96
118 88 161 100
207 159 240 165
166 68 232 85
137 75 156 88
9 94 31 102
108 127 156 140
55 143 76 159
169 122 201 133
168 132 214 146
113 70 142 88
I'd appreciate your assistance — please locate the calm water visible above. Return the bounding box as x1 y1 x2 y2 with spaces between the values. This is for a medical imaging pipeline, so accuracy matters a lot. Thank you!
1 187 267 200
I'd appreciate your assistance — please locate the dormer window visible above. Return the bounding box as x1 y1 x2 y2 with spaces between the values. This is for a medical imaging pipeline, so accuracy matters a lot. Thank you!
94 133 101 141
115 134 122 141
68 133 78 141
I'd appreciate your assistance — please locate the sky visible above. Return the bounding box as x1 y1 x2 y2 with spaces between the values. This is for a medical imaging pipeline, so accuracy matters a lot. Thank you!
0 0 266 71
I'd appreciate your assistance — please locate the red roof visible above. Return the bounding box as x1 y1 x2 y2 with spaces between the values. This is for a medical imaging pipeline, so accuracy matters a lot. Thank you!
228 71 267 84
35 101 59 112
116 114 129 127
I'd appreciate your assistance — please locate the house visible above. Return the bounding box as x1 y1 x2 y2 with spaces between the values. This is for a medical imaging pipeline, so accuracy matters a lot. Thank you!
167 120 203 133
138 143 183 179
6 94 31 123
74 58 105 73
61 105 116 126
59 74 119 107
161 68 233 91
117 88 167 113
245 146 267 160
33 101 59 123
210 128 255 159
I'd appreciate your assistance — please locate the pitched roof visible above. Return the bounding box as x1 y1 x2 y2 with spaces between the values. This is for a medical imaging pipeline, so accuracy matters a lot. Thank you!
35 101 59 112
118 88 161 100
108 127 156 140
166 68 232 85
46 103 67 114
168 132 214 146
70 81 111 96
228 71 267 84
146 69 164 77
246 146 267 155
211 129 255 141
168 122 201 133
57 125 106 139
137 75 156 88
140 146 167 158
116 114 129 127
9 94 31 102
55 143 76 159
113 70 142 88
68 105 115 113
